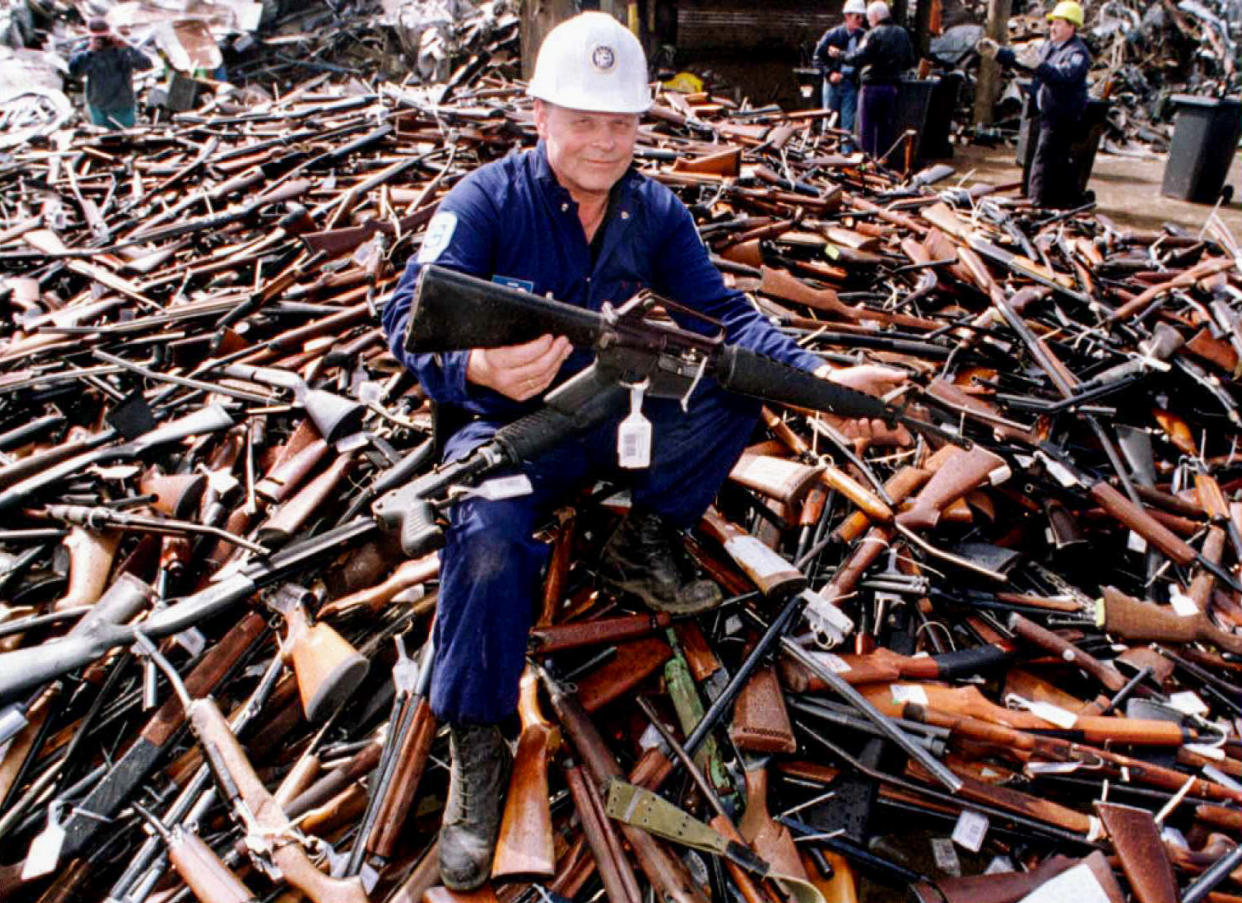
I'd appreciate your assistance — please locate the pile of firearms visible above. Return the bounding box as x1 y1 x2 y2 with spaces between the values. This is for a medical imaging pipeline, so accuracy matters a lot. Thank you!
2 47 1242 903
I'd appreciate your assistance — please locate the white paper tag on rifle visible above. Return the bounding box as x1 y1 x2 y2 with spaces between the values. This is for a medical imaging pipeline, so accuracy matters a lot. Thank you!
951 809 989 852
617 382 652 469
1168 690 1210 717
930 837 961 876
1025 699 1078 729
1169 589 1200 616
1126 530 1148 554
23 803 65 880
891 684 928 706
1017 863 1113 903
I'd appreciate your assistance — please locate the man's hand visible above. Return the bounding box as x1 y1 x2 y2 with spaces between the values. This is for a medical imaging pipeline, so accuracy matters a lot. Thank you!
814 363 913 450
467 334 572 401
828 71 843 84
826 46 843 58
976 37 1000 59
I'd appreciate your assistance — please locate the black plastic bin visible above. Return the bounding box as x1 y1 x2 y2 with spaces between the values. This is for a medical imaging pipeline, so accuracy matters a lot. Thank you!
1016 92 1110 199
888 76 937 167
921 71 963 159
1161 94 1242 204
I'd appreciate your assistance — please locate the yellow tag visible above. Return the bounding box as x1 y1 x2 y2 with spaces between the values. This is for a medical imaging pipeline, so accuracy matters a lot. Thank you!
824 244 841 260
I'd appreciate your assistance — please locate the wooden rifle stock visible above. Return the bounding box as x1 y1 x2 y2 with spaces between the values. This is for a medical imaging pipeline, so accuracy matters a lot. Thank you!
730 453 821 506
562 759 642 903
909 853 1079 903
1089 480 1198 567
871 682 1191 745
529 611 673 654
139 469 208 518
318 552 439 619
267 586 368 722
539 670 710 903
54 526 121 611
1007 613 1128 693
1096 802 1179 903
492 669 557 878
895 446 1007 531
574 636 672 713
835 465 928 542
256 453 355 546
1187 526 1227 610
731 665 796 753
700 506 806 599
1099 585 1242 655
365 699 435 861
538 507 576 627
737 765 807 880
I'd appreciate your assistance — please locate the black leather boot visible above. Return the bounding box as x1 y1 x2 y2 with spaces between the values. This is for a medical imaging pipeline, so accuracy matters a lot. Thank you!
598 508 722 614
439 723 512 891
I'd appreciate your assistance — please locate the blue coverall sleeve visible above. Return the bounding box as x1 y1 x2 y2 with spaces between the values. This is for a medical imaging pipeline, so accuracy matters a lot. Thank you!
812 27 837 69
382 176 498 405
652 198 823 373
68 50 90 78
1033 46 1088 85
126 47 154 71
842 34 874 69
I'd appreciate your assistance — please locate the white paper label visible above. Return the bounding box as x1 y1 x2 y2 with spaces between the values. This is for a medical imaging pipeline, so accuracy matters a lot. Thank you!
952 809 989 853
891 684 929 706
617 382 652 469
724 534 790 577
930 837 961 876
811 652 851 674
1025 699 1079 729
173 627 207 657
1016 863 1112 903
1168 690 1210 717
985 855 1015 875
1169 590 1201 616
23 806 65 880
1026 761 1083 775
1185 742 1226 762
468 475 534 501
1127 530 1148 553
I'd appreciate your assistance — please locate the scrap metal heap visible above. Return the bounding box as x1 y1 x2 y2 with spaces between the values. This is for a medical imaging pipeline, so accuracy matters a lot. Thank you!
1 37 1242 903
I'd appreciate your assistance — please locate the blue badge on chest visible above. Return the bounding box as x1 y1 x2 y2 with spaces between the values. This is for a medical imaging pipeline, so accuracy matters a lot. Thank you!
492 275 535 293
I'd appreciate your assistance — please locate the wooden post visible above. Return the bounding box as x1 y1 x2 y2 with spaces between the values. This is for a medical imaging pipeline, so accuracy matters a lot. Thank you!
972 0 1011 125
520 0 578 80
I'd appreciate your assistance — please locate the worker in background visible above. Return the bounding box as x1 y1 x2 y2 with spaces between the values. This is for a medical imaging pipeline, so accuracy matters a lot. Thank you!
812 0 868 151
383 11 908 891
68 18 153 129
828 1 914 161
980 1 1091 208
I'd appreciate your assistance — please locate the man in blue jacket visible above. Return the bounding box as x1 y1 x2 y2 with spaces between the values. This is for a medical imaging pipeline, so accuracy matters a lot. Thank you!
68 18 152 128
981 1 1091 207
813 0 867 149
383 12 905 890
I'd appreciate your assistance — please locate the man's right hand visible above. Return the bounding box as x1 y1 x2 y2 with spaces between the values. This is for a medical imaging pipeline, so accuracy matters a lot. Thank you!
466 334 572 401
828 71 843 84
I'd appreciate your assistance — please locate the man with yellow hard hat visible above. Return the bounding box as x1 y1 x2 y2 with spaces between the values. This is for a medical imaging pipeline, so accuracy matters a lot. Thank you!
980 0 1091 207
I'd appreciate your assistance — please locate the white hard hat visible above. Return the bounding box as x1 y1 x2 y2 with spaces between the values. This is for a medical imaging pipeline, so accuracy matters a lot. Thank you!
843 0 868 15
527 12 652 114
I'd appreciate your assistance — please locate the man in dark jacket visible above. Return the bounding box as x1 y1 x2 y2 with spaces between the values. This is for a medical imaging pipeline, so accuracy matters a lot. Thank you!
812 0 867 149
981 1 1090 207
68 18 152 128
828 1 914 161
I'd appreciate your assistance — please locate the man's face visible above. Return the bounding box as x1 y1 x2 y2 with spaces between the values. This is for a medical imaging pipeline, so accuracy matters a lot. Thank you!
1048 18 1075 42
534 100 639 199
845 12 864 29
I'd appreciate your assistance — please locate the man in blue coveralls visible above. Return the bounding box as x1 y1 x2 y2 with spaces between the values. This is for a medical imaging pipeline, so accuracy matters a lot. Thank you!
68 18 152 129
383 12 905 890
980 1 1091 208
812 0 867 150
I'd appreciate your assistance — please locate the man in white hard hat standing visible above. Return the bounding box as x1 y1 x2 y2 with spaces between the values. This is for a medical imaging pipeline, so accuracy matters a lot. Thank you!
980 1 1091 207
812 0 868 149
826 1 914 160
384 13 905 889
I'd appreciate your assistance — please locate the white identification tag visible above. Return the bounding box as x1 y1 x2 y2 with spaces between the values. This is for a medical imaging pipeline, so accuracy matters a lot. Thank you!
617 382 652 470
457 475 534 501
174 627 207 657
23 803 66 880
891 684 929 706
1169 590 1201 616
1126 530 1148 554
1027 700 1079 729
952 809 989 852
930 837 961 876
1168 691 1210 717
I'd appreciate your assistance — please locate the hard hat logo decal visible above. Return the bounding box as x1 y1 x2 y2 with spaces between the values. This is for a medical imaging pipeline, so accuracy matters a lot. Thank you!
590 45 616 72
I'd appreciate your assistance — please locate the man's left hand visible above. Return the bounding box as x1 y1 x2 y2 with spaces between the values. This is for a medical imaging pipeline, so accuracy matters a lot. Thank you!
813 364 913 450
815 363 908 397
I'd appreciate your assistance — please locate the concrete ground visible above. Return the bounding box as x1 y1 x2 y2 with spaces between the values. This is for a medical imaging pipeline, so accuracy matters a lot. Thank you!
941 141 1242 236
